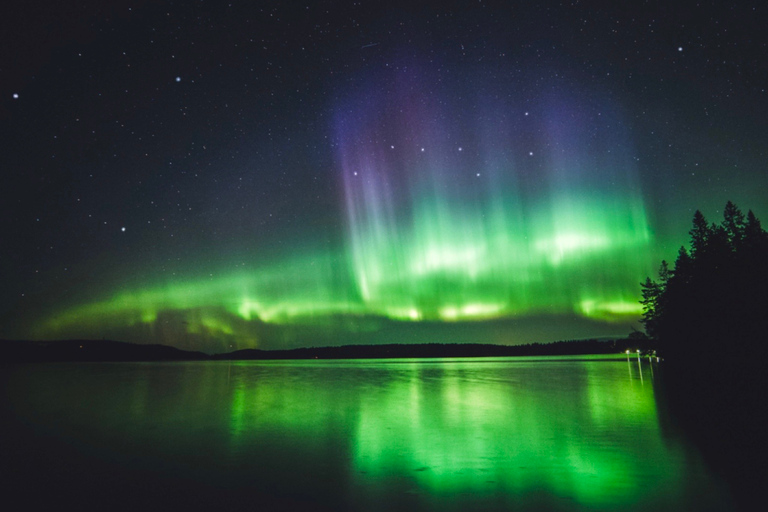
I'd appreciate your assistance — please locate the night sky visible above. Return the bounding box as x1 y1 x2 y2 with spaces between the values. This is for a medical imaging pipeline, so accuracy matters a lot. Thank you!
2 1 766 353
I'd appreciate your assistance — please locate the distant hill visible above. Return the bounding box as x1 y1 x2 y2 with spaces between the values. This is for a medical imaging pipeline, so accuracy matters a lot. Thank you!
1 337 654 363
214 338 653 360
1 339 209 362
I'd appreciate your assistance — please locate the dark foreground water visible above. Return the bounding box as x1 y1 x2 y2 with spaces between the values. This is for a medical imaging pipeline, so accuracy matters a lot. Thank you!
1 357 735 511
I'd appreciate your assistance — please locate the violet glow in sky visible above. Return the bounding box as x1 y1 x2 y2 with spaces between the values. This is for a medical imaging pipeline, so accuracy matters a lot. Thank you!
336 69 651 320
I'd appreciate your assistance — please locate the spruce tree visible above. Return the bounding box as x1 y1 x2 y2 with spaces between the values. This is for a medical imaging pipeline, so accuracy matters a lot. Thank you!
689 210 710 259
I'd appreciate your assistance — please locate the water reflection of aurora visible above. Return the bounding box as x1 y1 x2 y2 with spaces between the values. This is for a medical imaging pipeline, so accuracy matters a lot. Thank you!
224 359 710 511
6 359 729 511
35 78 654 352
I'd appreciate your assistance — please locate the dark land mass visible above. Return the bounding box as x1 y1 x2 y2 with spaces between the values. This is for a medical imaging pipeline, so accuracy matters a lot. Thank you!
214 338 654 360
1 337 654 363
0 338 209 362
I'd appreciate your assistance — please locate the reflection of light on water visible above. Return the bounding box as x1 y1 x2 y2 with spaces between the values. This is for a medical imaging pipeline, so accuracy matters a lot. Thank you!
351 359 682 509
625 351 660 385
5 360 732 511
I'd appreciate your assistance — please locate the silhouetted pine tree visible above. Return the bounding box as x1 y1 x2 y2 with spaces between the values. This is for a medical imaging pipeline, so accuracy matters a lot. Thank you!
689 209 710 259
639 261 668 340
723 200 746 249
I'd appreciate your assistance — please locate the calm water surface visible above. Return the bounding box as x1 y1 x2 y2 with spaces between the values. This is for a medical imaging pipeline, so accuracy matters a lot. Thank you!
1 357 734 511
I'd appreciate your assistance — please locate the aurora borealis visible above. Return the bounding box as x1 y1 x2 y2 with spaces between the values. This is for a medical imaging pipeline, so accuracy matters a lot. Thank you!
337 75 652 323
33 77 655 351
3 1 767 352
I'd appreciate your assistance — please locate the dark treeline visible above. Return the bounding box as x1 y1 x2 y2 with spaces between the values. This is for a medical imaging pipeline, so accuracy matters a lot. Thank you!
214 338 652 360
1 339 209 362
2 337 651 363
641 201 768 358
640 201 768 505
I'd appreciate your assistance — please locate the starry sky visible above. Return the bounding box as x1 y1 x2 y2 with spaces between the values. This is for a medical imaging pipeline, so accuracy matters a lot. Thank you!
2 1 766 353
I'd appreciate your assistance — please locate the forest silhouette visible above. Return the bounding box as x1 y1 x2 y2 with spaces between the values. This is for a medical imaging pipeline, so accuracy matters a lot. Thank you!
641 201 768 356
640 201 768 506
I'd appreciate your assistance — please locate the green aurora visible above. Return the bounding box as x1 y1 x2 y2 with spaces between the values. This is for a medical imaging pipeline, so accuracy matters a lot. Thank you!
36 196 652 352
33 82 658 352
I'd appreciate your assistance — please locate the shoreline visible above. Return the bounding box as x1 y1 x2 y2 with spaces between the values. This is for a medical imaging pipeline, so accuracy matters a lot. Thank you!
1 337 655 363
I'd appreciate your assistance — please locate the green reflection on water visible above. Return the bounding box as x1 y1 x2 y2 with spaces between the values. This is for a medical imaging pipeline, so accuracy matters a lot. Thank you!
349 360 669 509
218 358 728 510
3 358 731 511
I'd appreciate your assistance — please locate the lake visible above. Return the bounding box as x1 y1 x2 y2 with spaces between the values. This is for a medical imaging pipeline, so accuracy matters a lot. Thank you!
1 356 735 511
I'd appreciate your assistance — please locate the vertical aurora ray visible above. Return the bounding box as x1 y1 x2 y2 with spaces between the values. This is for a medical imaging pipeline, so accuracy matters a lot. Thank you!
336 71 653 324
